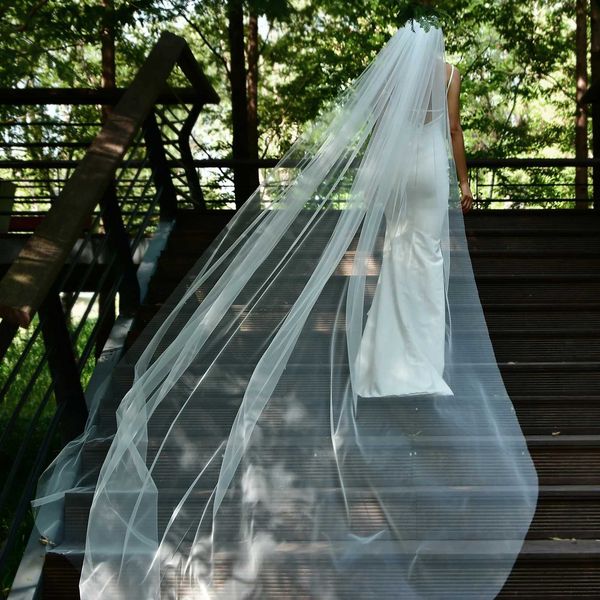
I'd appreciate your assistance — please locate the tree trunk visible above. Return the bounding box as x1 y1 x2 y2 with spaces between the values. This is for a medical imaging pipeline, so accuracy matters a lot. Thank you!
591 0 600 209
100 0 116 123
97 0 118 357
575 0 588 208
228 0 257 208
247 11 260 173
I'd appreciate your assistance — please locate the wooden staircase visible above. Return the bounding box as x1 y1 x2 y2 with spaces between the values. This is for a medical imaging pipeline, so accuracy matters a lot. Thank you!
40 208 600 598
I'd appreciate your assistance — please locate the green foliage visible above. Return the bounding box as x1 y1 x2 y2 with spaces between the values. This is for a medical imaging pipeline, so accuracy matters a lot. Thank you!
0 1 190 88
0 0 589 204
0 315 99 596
395 1 450 31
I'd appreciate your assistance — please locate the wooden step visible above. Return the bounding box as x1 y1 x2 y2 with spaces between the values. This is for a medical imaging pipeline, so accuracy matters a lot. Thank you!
125 300 600 365
124 326 600 363
164 229 600 255
461 208 600 230
132 303 600 337
97 394 600 438
104 362 600 405
79 435 600 488
173 207 600 228
61 485 600 544
153 253 600 281
121 298 600 362
146 273 600 308
41 540 600 599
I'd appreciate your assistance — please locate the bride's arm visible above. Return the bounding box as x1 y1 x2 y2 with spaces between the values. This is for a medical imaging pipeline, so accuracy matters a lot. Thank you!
447 66 473 212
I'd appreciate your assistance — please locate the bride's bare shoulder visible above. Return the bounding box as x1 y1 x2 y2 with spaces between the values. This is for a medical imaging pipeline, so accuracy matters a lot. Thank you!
445 62 460 88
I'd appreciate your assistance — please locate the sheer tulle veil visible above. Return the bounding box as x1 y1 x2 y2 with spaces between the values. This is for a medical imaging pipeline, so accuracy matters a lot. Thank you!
30 20 539 599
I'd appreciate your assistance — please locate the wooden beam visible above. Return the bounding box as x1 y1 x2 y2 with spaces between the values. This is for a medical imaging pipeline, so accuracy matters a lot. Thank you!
99 183 141 314
0 87 216 106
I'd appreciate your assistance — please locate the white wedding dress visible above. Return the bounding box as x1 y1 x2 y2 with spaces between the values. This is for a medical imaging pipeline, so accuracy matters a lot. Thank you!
355 67 455 398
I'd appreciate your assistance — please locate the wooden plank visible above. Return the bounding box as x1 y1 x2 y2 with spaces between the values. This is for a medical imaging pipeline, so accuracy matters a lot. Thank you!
0 87 210 106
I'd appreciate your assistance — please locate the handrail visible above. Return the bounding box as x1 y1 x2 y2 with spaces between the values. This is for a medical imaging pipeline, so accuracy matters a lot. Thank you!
2 156 600 170
0 87 209 106
0 31 218 328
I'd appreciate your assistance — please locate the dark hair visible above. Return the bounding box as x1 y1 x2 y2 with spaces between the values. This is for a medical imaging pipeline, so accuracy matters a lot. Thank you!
396 2 447 32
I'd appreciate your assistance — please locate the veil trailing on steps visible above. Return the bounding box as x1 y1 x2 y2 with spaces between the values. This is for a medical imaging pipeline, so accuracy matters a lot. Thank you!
31 22 538 599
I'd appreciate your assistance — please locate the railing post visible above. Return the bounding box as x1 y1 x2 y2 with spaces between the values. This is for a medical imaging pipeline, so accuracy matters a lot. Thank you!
143 111 178 220
99 183 140 315
38 289 88 445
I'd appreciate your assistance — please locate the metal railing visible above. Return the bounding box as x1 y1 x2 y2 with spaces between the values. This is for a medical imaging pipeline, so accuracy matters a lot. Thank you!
467 157 597 208
0 92 212 235
160 156 600 210
2 153 596 218
0 32 219 589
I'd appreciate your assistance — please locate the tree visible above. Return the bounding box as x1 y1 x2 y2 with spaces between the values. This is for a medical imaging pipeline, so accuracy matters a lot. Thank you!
575 0 588 207
186 0 291 207
0 1 589 207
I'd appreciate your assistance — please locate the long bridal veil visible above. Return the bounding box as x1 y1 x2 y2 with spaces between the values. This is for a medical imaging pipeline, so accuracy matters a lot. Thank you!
31 21 538 599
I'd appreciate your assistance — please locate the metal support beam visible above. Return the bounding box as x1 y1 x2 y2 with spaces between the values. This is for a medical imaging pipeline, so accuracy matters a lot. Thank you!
99 184 140 316
143 111 179 220
178 104 206 209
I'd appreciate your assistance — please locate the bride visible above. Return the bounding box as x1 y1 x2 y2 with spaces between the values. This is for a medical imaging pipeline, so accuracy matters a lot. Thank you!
31 17 537 600
354 58 473 398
